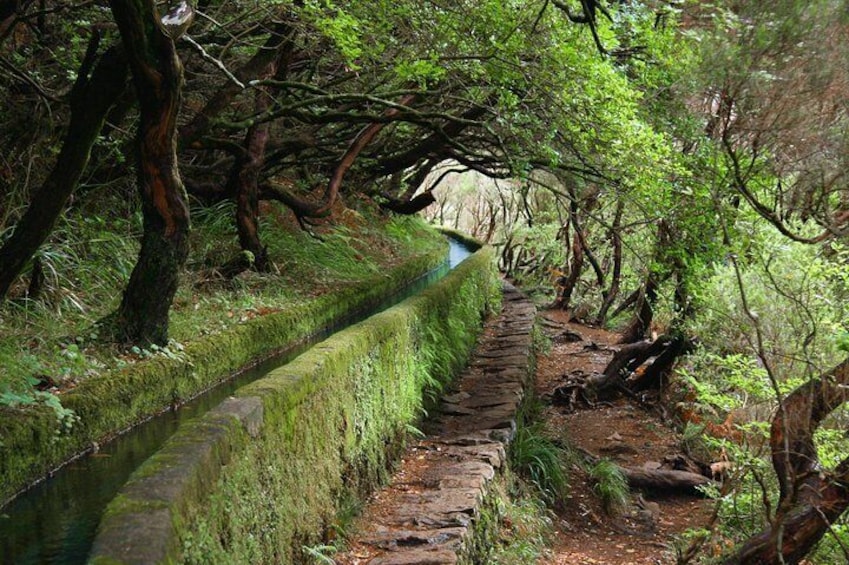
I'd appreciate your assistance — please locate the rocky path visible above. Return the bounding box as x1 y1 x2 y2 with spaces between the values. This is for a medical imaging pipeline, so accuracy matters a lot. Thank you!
337 289 713 565
535 310 713 565
337 283 536 564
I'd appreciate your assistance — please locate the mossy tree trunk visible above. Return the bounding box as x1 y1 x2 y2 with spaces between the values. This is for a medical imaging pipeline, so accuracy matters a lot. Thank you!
110 0 190 345
0 38 127 299
232 101 271 272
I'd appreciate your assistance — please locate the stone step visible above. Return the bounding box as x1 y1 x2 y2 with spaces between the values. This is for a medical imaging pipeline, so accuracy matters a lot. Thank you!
337 282 535 564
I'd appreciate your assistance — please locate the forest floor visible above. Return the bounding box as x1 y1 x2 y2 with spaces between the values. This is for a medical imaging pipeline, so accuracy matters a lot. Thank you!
534 309 714 565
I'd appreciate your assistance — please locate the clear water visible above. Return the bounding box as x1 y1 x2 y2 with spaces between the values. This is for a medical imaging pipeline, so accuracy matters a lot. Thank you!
0 237 475 564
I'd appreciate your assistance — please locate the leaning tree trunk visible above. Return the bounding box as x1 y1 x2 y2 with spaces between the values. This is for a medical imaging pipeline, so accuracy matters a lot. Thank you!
555 181 600 312
595 199 624 325
110 0 191 345
617 272 658 344
724 358 849 564
0 37 127 299
230 30 297 272
555 226 583 309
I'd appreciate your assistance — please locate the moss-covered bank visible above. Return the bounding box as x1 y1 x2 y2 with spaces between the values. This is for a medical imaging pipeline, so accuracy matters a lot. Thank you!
89 247 501 564
0 236 447 506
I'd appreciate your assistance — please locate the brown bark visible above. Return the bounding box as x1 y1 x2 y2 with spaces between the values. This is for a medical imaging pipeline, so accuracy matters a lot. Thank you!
575 334 692 399
605 337 671 381
621 467 714 495
227 40 293 273
111 0 190 345
379 191 436 215
771 359 849 507
266 94 417 219
232 117 270 272
595 200 624 324
0 38 127 299
724 359 849 564
609 288 640 320
618 272 658 344
628 336 694 392
555 183 599 312
725 460 849 564
556 229 583 310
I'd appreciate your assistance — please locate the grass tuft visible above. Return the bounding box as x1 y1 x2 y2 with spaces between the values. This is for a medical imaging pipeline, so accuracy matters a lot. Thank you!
509 423 569 506
589 458 630 516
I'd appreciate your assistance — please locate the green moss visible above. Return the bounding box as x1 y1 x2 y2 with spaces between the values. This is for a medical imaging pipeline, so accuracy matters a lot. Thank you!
438 226 484 250
90 247 500 564
0 236 446 506
460 475 511 565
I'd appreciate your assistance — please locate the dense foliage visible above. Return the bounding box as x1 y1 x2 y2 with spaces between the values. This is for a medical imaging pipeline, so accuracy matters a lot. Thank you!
1 0 848 562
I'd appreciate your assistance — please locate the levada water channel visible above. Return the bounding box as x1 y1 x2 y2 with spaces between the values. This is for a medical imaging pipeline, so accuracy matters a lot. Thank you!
0 236 475 564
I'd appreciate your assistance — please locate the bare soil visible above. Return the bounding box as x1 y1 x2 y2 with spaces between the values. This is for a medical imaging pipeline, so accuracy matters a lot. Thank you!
535 309 713 565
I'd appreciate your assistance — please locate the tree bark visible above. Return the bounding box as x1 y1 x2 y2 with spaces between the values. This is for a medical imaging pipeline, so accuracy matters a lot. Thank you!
555 182 599 312
556 227 583 310
232 117 270 272
379 191 436 215
178 20 295 147
724 461 849 564
110 0 190 345
595 200 624 324
0 38 127 299
725 359 849 564
618 271 658 344
621 467 714 495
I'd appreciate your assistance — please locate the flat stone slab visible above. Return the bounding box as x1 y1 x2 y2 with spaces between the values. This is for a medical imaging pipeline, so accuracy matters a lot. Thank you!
369 549 458 565
336 282 535 564
361 527 467 550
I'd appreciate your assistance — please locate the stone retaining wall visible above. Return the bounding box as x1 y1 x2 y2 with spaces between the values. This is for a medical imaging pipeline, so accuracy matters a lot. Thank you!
88 247 501 564
0 244 446 506
337 282 536 564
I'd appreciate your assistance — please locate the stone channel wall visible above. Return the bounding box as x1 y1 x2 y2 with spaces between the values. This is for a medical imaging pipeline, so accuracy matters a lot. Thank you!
88 247 501 564
337 283 536 564
0 244 446 506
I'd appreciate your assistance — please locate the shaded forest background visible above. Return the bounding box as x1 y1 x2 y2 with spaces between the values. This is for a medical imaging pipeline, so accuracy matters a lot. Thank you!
1 1 848 563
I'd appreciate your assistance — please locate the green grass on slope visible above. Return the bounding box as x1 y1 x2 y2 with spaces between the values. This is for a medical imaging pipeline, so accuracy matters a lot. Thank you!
0 196 444 429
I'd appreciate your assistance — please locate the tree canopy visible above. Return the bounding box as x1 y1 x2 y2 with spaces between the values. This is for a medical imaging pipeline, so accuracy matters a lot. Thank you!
1 1 848 562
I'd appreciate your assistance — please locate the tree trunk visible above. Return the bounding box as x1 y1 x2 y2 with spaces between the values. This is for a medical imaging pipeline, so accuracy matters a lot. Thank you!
621 467 714 495
379 191 436 215
595 200 624 324
628 335 694 392
724 463 849 565
618 272 658 344
556 229 583 309
725 359 849 564
555 182 599 312
110 0 190 345
0 39 127 299
609 288 640 320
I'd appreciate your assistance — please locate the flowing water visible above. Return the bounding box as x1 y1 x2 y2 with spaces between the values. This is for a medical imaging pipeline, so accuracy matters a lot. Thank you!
0 237 475 564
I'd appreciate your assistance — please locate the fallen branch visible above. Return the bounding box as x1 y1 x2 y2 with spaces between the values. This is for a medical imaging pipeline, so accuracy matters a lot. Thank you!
621 467 715 495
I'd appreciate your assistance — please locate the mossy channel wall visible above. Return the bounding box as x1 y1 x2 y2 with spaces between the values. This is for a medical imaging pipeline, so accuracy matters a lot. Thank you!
0 246 450 507
88 247 500 564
